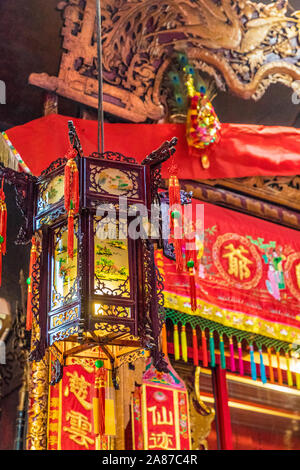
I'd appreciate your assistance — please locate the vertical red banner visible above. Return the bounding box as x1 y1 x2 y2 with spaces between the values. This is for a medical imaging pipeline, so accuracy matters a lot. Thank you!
141 384 190 450
47 363 109 450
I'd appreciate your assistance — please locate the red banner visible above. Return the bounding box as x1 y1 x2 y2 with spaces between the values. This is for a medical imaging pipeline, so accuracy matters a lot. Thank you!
159 200 300 343
132 360 191 450
48 361 109 450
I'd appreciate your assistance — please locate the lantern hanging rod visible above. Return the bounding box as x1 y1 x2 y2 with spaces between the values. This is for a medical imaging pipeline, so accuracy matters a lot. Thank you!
96 0 105 155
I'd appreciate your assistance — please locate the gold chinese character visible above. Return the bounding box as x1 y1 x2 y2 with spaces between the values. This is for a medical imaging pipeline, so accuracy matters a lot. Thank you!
63 410 94 449
296 263 300 289
49 422 59 433
148 432 175 450
49 409 59 421
48 435 58 446
147 406 174 426
50 398 59 408
64 371 92 410
223 243 253 280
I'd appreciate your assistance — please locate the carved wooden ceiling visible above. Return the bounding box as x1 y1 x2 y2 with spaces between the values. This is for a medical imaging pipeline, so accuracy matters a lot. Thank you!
28 0 300 122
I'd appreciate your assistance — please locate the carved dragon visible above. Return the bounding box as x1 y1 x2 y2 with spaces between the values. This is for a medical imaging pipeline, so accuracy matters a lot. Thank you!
29 0 300 121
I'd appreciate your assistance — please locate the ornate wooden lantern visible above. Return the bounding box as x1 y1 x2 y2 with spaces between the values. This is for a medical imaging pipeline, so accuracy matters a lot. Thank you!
3 121 176 381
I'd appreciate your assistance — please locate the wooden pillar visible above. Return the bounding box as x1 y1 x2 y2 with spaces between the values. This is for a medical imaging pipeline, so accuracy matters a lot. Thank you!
212 365 233 450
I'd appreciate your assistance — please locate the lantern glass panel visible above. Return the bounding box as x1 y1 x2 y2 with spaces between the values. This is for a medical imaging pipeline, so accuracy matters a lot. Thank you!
94 217 130 297
37 173 64 214
93 303 131 318
51 222 78 309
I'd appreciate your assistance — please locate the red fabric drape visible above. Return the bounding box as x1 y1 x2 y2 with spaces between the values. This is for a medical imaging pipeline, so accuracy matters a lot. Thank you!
5 114 300 179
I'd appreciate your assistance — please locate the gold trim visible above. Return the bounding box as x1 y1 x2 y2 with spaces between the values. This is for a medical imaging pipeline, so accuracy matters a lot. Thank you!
58 378 62 451
141 384 148 450
200 394 300 420
173 390 180 450
131 394 136 450
165 292 300 344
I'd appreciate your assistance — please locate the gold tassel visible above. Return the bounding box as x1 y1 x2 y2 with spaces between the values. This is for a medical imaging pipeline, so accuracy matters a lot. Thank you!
181 325 188 362
173 324 180 360
286 353 293 388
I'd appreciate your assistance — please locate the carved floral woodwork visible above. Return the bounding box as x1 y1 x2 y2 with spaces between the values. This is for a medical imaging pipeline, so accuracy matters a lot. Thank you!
29 0 300 122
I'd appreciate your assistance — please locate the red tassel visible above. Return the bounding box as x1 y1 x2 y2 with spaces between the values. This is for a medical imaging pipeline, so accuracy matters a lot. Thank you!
26 237 38 331
64 147 79 260
188 266 197 311
68 210 74 259
192 328 199 366
0 248 2 287
202 330 208 367
93 365 105 436
64 162 71 212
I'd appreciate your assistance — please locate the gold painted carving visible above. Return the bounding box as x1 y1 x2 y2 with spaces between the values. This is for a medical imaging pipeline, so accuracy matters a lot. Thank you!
26 352 49 450
29 0 300 122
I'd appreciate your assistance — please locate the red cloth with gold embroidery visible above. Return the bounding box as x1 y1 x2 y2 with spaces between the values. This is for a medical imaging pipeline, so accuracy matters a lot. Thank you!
158 200 300 344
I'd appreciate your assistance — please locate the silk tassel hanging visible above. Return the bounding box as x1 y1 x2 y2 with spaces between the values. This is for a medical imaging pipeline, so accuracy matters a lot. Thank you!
201 330 208 367
249 345 257 381
64 147 79 259
0 180 7 287
219 336 226 370
285 353 293 388
192 328 199 366
259 349 267 384
296 372 300 390
209 332 215 367
276 351 283 385
267 348 275 383
187 263 197 311
161 322 168 357
26 237 38 331
229 338 236 372
105 369 116 437
92 360 105 437
238 342 244 376
173 324 180 360
169 174 184 272
181 325 188 362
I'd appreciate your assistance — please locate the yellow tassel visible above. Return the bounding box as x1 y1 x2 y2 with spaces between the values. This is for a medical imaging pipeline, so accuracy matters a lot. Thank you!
173 324 180 360
181 325 188 362
296 373 300 390
286 353 293 388
105 370 116 437
161 322 168 357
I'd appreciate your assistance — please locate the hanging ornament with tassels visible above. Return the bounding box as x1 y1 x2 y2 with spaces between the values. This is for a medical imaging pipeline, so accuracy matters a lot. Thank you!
0 179 7 287
64 147 79 259
168 159 184 272
26 236 38 331
92 359 106 439
184 65 221 170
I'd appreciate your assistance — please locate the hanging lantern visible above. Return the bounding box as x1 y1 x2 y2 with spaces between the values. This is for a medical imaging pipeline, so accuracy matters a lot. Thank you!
25 121 177 376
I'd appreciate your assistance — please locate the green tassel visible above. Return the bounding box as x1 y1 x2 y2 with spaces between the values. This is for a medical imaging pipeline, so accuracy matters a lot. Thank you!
209 332 215 367
173 324 180 361
219 336 226 369
181 325 188 362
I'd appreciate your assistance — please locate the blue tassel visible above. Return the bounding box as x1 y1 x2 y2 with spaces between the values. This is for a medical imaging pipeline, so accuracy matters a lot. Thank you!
259 349 267 384
250 345 257 381
209 332 215 367
219 336 226 370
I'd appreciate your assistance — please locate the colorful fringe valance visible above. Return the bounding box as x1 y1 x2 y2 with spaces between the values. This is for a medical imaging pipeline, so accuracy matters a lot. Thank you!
165 308 300 390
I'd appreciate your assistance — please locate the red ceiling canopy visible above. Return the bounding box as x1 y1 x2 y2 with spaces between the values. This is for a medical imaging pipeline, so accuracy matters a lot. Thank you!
4 114 300 179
